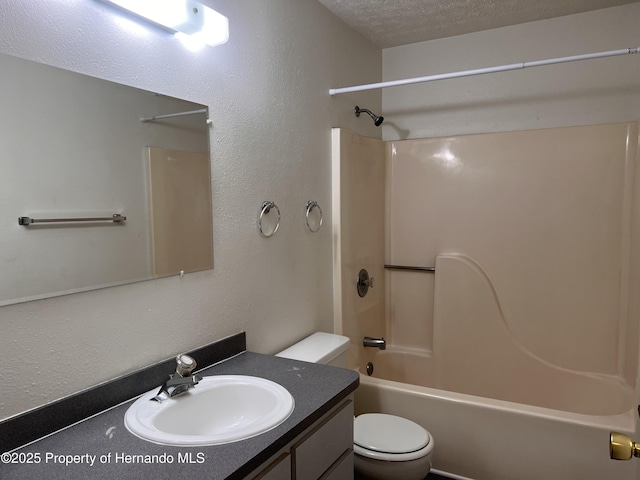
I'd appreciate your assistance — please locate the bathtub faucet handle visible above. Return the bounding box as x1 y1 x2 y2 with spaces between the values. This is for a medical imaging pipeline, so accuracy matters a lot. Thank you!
363 336 386 350
357 269 374 297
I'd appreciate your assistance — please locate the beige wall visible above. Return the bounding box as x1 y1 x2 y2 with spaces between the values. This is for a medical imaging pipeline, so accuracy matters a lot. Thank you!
331 129 385 361
387 122 640 386
335 122 639 403
381 3 640 140
0 0 381 421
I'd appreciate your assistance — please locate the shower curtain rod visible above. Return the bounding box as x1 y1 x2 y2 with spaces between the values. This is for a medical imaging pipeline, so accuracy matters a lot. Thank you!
329 46 640 95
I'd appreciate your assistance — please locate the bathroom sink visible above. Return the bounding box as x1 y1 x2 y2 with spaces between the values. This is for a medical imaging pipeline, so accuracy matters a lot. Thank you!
124 375 295 446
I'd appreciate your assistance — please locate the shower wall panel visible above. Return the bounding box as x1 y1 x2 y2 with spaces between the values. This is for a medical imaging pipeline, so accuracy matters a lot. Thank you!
332 129 386 346
387 122 640 378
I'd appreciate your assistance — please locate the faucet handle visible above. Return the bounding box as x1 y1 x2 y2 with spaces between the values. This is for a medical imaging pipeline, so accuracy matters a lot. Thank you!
176 354 197 376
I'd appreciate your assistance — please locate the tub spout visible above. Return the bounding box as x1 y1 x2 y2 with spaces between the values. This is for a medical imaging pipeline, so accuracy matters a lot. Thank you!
363 336 386 350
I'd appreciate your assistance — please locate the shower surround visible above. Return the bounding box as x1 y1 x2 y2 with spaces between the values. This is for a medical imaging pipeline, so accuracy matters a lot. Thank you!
332 123 640 479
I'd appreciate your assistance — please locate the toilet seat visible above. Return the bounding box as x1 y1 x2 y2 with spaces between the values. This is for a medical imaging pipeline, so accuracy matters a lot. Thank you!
354 414 433 462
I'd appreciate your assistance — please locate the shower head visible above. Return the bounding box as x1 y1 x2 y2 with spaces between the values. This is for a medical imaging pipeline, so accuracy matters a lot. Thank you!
355 106 384 127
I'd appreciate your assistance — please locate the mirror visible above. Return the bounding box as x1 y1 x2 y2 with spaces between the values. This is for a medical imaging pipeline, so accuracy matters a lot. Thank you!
0 53 213 306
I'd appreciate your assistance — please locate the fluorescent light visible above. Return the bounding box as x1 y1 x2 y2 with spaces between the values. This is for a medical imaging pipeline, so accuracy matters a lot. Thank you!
98 0 229 47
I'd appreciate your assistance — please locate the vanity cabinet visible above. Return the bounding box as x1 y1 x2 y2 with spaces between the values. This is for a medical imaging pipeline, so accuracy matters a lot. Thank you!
0 345 360 480
252 453 291 480
250 396 354 480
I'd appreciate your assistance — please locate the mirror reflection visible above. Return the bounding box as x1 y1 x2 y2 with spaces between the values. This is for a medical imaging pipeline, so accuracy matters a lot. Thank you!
0 53 213 306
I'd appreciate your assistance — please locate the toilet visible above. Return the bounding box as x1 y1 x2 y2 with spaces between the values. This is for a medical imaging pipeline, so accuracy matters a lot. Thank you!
276 332 434 480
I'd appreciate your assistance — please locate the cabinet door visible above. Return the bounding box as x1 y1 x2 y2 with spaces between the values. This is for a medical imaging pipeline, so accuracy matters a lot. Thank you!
252 453 291 480
292 400 353 479
319 450 354 480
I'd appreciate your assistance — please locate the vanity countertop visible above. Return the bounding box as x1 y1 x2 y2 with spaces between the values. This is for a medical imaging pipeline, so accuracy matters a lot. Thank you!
1 352 359 480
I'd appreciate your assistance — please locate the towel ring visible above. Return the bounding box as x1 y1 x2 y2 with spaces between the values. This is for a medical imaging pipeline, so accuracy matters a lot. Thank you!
259 201 281 238
305 200 323 233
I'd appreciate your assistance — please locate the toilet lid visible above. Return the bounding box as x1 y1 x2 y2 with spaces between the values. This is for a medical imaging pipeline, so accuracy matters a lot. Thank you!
354 414 430 454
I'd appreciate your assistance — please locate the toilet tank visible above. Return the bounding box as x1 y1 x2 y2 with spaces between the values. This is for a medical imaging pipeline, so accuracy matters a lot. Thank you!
275 332 350 367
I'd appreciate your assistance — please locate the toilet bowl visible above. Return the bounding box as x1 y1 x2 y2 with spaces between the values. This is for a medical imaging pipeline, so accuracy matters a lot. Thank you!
354 413 433 480
276 332 434 480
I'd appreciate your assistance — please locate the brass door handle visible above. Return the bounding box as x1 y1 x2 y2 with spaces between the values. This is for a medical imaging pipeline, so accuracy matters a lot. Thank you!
610 432 640 460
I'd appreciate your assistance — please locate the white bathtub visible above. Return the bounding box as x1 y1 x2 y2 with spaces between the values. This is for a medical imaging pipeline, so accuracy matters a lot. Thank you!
353 348 638 480
333 125 640 479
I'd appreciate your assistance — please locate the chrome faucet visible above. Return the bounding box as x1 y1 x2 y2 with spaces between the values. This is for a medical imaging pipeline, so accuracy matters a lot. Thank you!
152 354 202 402
363 336 386 350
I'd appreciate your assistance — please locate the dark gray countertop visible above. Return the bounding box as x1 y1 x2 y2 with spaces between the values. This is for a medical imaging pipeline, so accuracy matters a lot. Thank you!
1 352 359 480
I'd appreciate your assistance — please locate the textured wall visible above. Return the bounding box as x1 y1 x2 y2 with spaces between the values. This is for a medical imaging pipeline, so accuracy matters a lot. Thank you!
318 0 639 48
0 0 381 421
381 3 640 140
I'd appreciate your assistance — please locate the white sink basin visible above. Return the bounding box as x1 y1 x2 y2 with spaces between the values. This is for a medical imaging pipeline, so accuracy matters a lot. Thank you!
124 375 295 446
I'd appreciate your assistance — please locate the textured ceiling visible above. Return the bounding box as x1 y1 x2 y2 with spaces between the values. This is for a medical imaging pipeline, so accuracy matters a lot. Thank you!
317 0 640 48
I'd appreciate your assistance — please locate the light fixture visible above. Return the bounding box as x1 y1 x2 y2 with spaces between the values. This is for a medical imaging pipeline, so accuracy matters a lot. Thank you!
98 0 229 47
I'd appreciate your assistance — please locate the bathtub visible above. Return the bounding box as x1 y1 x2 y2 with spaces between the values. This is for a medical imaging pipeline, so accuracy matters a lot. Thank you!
333 125 640 479
352 347 638 480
